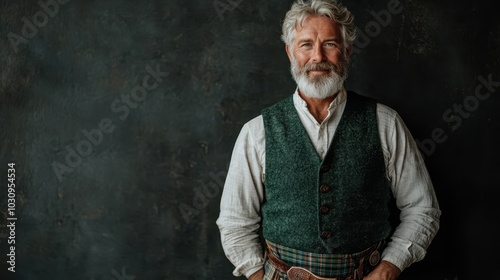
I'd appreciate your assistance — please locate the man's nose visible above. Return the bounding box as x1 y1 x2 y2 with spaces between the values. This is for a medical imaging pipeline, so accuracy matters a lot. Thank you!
311 44 325 62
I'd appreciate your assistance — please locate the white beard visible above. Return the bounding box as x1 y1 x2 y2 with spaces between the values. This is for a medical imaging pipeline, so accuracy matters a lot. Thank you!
290 57 347 99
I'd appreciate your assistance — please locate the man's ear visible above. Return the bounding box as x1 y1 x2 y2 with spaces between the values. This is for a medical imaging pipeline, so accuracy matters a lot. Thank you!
285 44 293 62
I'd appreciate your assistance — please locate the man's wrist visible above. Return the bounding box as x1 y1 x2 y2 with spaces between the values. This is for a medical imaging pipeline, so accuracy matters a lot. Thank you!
248 268 264 280
380 260 401 279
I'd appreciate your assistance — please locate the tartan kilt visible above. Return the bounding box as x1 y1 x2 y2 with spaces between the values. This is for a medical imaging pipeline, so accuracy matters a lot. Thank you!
263 240 382 280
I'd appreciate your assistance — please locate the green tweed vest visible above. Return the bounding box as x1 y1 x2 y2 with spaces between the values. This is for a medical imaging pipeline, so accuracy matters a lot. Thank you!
261 92 392 254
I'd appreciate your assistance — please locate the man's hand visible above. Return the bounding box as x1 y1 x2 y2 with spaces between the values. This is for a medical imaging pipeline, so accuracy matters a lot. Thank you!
248 269 264 280
364 260 401 280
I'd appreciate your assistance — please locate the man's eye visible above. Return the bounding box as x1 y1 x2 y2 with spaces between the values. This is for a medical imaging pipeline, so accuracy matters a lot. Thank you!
325 42 338 48
300 43 312 48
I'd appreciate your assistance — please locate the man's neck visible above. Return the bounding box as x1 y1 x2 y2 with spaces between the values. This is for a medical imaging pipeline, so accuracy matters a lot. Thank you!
298 90 339 124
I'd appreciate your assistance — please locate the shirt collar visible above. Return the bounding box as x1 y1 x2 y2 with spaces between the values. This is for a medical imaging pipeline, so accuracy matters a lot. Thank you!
293 87 347 114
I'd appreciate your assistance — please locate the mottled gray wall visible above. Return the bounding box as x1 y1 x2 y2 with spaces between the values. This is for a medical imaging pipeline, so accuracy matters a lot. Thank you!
0 0 498 279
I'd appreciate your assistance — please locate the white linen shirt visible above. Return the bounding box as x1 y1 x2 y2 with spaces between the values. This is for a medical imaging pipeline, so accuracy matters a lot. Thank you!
216 89 441 278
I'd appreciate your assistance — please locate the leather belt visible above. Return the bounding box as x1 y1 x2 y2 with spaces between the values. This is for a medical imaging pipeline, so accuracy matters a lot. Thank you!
265 242 383 280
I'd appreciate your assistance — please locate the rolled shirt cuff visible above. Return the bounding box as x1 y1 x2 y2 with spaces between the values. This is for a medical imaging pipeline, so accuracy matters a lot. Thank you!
233 258 265 278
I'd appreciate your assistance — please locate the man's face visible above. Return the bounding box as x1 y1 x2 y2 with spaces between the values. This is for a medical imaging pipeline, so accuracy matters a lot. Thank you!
286 15 352 99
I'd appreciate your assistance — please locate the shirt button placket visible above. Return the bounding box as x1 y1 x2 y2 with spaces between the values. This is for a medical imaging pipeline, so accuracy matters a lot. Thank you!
319 183 332 240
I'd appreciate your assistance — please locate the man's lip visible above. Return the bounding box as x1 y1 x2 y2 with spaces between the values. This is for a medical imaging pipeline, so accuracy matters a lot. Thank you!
308 70 329 73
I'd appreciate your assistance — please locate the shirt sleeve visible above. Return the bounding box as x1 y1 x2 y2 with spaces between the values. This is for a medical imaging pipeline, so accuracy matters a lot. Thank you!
377 105 442 271
216 116 266 278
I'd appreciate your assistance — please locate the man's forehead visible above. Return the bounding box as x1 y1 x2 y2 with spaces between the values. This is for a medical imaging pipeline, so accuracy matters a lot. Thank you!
293 16 342 40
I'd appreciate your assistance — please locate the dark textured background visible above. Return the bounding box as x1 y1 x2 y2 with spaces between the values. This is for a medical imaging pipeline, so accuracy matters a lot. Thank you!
0 0 499 279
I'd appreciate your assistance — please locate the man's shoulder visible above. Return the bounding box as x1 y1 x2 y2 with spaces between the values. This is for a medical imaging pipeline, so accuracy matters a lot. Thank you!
241 114 264 136
237 114 266 148
245 114 264 128
376 102 398 119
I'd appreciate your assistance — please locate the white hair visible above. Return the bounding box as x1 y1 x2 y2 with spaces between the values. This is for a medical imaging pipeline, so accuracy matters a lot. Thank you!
281 0 356 49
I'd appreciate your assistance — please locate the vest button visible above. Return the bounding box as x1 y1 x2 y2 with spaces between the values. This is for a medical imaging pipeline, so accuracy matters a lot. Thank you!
320 184 331 193
320 164 330 173
320 205 330 214
320 230 332 239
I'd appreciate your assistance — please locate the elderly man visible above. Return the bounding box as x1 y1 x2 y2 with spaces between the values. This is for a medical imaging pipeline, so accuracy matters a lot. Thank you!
216 0 441 279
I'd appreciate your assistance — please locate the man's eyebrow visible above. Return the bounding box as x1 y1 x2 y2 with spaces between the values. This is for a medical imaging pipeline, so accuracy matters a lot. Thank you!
296 38 313 44
323 38 342 43
295 37 342 44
